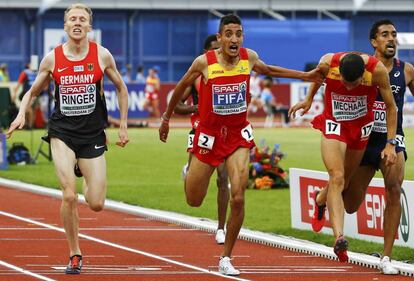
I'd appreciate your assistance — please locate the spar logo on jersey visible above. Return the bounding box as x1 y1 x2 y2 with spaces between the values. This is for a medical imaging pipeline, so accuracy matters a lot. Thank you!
59 84 97 116
400 189 410 242
212 82 247 115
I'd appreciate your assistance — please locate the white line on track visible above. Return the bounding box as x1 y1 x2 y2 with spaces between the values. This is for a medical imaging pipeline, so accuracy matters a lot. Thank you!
15 255 49 258
0 210 251 281
0 260 56 281
283 255 323 258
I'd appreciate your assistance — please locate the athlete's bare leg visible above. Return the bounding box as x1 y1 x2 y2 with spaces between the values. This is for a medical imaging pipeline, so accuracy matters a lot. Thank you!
185 156 215 206
50 138 81 257
151 99 161 118
380 152 404 258
79 155 107 212
222 147 249 257
216 163 229 230
319 136 365 238
343 165 375 213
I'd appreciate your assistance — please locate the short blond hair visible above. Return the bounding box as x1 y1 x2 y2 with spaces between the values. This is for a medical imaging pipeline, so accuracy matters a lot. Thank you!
64 3 93 25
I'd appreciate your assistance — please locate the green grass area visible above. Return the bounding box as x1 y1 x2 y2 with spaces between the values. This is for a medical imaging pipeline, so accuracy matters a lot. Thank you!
1 127 413 261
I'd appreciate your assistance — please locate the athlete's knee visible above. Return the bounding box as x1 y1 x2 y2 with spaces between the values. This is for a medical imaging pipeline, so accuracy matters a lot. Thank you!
216 176 228 191
344 202 359 214
186 195 203 207
62 190 78 205
386 185 401 206
88 199 105 212
230 193 245 210
328 170 345 190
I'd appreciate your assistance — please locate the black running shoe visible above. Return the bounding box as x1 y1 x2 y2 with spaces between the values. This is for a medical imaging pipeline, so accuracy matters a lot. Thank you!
65 255 82 274
74 164 83 177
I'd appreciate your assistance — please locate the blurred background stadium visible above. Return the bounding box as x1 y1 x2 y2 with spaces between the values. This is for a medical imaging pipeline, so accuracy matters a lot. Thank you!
1 0 414 80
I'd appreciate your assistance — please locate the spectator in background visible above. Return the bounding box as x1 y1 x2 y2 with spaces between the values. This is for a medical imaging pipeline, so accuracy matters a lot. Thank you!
12 63 40 128
121 64 133 83
135 65 145 84
260 76 289 127
144 65 161 118
248 71 262 115
0 63 10 82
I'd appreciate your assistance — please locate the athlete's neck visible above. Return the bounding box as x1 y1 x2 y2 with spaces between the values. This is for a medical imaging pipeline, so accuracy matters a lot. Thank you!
63 39 89 61
375 51 394 72
218 49 240 69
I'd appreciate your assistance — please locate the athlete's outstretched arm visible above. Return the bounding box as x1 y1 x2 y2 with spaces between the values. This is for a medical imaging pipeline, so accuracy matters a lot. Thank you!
159 55 205 142
248 49 323 83
374 61 397 166
7 53 54 138
173 86 198 115
101 47 129 147
288 54 331 118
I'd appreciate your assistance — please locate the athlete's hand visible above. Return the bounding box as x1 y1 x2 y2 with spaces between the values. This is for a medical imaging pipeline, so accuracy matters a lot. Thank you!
6 113 25 139
303 67 324 84
159 113 170 142
116 123 129 147
288 99 312 119
381 143 397 166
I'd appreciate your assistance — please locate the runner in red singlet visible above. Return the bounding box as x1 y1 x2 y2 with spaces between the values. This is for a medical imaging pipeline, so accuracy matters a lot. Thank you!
174 34 229 245
159 14 323 276
143 66 161 118
289 52 397 263
7 3 129 274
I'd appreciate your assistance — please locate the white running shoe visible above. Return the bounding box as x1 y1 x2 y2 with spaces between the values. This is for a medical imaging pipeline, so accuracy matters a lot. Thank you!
219 256 240 276
379 256 399 275
215 229 225 244
181 163 189 180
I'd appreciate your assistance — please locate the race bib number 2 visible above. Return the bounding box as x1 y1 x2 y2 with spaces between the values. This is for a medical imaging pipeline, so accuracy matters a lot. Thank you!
198 132 215 150
241 124 254 141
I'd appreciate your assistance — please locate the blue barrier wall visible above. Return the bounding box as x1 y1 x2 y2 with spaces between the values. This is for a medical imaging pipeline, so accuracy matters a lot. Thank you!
208 19 349 77
1 9 414 82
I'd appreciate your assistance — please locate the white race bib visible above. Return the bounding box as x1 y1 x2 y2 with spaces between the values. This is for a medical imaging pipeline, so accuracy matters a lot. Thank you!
325 120 341 135
372 101 387 133
187 133 194 149
361 122 374 139
241 124 254 141
396 134 406 148
59 84 96 116
331 93 367 121
198 132 215 150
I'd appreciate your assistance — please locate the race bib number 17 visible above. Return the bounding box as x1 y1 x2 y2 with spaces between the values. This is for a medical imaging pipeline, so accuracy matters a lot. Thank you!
325 120 341 135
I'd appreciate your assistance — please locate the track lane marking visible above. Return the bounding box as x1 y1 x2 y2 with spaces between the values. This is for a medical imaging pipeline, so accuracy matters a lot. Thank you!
0 210 251 281
0 260 56 281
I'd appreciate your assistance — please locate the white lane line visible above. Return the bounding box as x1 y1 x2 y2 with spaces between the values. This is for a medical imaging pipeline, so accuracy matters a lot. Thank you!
78 227 196 231
15 256 49 258
0 226 194 232
283 255 322 258
0 260 56 281
0 210 251 281
83 255 115 258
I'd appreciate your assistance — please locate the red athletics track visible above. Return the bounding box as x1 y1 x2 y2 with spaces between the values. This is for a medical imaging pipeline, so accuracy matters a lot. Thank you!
0 185 411 281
